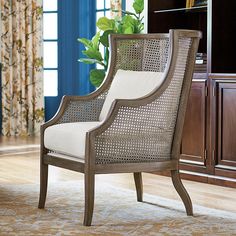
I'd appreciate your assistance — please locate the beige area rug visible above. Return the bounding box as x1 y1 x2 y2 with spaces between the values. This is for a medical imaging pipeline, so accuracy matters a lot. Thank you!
0 181 236 236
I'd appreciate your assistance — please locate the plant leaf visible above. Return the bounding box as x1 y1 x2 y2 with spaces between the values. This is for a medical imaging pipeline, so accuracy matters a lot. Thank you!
92 31 100 50
120 15 135 34
90 69 106 87
133 0 144 14
124 26 134 34
82 48 103 61
104 48 110 70
100 30 114 47
78 58 105 66
97 17 116 31
77 38 93 49
132 18 144 33
117 24 123 34
137 22 144 33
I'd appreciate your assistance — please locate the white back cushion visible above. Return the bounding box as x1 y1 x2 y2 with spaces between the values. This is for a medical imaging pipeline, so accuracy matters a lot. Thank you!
99 69 164 121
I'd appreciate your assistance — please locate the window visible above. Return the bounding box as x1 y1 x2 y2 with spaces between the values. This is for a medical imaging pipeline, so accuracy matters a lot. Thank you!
96 0 111 24
43 0 58 97
95 1 112 69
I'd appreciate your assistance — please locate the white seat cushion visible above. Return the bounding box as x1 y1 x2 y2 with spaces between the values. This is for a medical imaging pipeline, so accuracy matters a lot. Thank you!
99 69 164 121
44 122 101 158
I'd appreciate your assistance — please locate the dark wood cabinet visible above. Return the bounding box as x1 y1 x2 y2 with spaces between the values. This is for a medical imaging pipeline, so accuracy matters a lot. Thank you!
148 0 236 187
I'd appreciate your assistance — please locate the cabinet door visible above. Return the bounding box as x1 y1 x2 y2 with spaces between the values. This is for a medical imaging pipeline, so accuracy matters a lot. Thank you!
216 82 236 169
181 81 207 166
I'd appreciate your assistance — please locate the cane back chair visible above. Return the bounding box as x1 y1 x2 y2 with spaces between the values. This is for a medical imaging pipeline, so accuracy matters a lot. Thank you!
38 30 201 226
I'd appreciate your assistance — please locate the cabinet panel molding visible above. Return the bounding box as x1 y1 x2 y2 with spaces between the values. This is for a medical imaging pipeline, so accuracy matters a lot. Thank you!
217 82 236 168
181 81 207 167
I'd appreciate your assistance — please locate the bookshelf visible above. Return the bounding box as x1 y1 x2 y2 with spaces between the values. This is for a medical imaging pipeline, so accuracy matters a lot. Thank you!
153 6 207 14
148 0 207 75
148 0 236 187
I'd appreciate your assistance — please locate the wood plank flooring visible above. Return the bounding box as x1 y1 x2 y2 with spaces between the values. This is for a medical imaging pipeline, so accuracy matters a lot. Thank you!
1 136 236 213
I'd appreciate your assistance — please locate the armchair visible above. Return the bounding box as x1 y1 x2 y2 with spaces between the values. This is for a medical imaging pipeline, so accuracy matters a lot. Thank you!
38 30 201 226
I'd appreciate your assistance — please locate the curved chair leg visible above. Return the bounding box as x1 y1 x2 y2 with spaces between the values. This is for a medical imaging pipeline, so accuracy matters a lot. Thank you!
171 170 193 216
83 172 95 226
133 172 143 202
38 162 48 209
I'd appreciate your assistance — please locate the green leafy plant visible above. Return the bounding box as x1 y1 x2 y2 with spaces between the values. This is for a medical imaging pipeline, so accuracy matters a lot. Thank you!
78 0 144 87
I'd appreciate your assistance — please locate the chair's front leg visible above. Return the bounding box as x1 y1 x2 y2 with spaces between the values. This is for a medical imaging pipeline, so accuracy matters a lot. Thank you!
38 159 48 209
83 172 95 226
171 170 193 216
133 172 143 202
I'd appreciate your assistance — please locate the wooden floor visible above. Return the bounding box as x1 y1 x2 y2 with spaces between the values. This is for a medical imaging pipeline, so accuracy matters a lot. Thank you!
1 136 236 213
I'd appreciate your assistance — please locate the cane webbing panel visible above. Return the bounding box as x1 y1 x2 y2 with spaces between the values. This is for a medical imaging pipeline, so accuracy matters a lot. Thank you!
57 92 108 124
115 38 169 73
94 37 192 165
115 39 144 72
142 38 169 72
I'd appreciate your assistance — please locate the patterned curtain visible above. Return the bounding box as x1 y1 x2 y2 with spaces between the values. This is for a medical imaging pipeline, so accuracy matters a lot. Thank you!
1 0 44 136
111 0 122 18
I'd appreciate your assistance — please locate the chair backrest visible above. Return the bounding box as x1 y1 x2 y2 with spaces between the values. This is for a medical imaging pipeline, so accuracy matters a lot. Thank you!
93 30 201 164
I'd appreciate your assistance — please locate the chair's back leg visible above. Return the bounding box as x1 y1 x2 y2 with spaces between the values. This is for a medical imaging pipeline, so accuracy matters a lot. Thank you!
83 172 95 226
171 170 193 216
133 172 143 202
38 162 48 209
